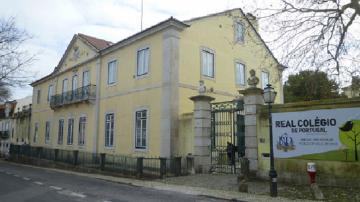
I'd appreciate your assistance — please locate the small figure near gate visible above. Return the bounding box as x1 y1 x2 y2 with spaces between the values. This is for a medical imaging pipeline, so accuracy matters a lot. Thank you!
226 142 236 165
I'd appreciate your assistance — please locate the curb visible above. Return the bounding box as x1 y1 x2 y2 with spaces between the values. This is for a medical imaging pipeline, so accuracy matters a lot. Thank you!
1 160 316 202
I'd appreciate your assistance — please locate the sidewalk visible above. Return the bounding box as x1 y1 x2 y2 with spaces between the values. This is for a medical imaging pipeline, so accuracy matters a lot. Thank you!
156 174 360 202
3 160 315 202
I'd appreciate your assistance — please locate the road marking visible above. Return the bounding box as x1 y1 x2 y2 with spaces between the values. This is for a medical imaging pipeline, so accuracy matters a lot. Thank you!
70 192 86 198
58 190 86 198
49 186 62 190
14 174 20 177
34 181 44 185
23 177 30 180
103 200 112 202
6 172 11 175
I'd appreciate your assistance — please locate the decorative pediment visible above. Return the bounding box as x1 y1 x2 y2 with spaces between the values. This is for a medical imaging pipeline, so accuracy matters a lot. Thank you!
54 33 113 73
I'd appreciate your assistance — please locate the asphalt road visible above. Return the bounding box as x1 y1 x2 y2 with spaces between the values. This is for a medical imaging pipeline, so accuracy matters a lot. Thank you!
0 161 228 202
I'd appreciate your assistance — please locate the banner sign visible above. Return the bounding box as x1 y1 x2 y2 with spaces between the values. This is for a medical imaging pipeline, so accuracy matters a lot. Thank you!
272 107 360 159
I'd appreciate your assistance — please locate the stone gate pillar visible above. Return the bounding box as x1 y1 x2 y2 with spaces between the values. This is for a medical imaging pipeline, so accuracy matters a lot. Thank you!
190 94 215 173
239 69 264 174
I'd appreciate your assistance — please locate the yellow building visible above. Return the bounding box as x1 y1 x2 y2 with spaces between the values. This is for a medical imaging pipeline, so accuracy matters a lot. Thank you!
30 8 284 158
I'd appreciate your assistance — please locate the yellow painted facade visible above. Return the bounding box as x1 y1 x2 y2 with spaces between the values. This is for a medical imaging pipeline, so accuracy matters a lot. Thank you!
31 9 284 158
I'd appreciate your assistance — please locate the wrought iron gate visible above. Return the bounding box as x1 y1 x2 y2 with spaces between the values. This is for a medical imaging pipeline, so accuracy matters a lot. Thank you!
210 100 245 173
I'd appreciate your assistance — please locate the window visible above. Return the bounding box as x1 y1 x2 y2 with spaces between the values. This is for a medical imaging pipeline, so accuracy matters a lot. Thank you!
47 85 54 102
62 79 68 94
78 117 86 146
33 123 39 143
36 89 41 104
82 71 90 87
235 62 245 86
261 71 270 89
67 118 74 145
201 50 214 78
72 75 78 91
58 119 64 145
107 60 117 85
105 113 114 147
235 22 244 42
135 109 147 149
137 48 149 76
45 121 50 144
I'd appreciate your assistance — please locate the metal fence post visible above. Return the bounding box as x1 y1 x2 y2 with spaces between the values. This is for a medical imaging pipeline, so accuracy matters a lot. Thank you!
175 157 182 176
160 157 167 178
73 150 79 166
100 153 106 171
137 157 143 178
54 149 59 161
37 147 42 159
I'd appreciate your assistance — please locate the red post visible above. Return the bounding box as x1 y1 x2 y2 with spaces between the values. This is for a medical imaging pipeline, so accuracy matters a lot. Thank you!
307 162 316 184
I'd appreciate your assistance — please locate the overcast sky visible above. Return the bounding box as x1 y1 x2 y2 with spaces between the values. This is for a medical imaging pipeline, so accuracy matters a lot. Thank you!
1 0 263 100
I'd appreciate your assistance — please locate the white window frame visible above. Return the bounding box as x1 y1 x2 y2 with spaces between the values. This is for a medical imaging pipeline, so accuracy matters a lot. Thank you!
58 119 64 145
107 60 117 85
78 116 86 146
200 48 215 79
82 70 90 87
72 75 78 91
45 121 50 144
134 108 148 150
235 61 246 86
235 21 245 43
67 118 74 145
136 47 150 77
105 113 115 148
47 85 54 102
261 70 270 89
33 122 39 143
62 78 68 94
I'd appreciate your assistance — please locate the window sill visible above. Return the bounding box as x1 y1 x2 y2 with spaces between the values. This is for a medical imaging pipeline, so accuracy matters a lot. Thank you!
134 147 148 153
104 146 115 150
236 84 246 88
235 40 245 45
134 73 149 80
201 75 216 81
107 82 117 87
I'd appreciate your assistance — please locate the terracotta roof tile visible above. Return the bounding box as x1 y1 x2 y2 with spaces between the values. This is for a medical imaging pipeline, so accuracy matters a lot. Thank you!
78 33 113 50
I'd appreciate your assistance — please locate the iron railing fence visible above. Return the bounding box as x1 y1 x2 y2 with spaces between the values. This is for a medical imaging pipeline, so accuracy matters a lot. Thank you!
104 154 138 176
9 144 184 179
50 85 96 109
77 151 100 169
56 149 75 164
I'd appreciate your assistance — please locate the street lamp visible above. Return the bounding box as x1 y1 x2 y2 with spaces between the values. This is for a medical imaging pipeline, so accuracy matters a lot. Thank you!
263 84 277 197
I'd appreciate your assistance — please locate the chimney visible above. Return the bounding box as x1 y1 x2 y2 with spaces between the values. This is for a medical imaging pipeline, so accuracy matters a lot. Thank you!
246 13 258 31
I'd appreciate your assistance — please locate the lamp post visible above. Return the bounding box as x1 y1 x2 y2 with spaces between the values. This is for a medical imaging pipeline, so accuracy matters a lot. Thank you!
263 84 277 197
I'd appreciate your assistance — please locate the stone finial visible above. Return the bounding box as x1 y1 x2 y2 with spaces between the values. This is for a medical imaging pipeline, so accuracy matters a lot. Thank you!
247 69 259 88
198 80 206 94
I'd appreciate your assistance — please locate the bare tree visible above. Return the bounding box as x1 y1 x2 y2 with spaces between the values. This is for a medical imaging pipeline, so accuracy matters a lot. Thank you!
249 0 360 75
0 17 35 100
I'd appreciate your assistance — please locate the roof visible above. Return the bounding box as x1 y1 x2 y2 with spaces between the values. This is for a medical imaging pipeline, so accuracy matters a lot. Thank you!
30 18 188 86
185 8 284 70
101 17 188 54
78 33 113 50
31 8 284 86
